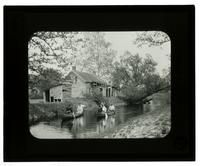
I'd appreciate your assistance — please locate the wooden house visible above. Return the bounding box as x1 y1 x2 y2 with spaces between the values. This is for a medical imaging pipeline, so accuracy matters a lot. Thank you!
43 67 119 102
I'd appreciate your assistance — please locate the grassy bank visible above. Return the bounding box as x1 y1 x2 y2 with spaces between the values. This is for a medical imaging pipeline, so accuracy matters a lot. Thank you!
29 98 98 126
29 97 126 126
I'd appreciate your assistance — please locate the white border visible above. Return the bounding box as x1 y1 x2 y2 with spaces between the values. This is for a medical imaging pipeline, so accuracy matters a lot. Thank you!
0 1 199 166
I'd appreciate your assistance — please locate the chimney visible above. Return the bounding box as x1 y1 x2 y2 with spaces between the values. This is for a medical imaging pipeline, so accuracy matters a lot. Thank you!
72 66 76 71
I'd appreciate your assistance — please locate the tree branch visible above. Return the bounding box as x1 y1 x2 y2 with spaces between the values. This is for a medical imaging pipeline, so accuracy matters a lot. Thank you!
31 37 56 56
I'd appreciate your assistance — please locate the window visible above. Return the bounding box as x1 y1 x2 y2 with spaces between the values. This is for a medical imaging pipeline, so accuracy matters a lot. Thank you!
75 76 78 84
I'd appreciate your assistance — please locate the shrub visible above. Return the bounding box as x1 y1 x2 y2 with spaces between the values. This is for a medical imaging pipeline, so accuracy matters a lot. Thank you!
29 101 74 125
29 98 99 125
83 89 109 107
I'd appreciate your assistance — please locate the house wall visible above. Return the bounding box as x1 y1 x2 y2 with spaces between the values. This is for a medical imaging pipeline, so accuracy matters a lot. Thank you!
112 88 118 97
45 70 121 100
71 76 87 98
49 85 63 102
43 92 46 102
62 83 72 100
102 87 106 97
87 85 107 97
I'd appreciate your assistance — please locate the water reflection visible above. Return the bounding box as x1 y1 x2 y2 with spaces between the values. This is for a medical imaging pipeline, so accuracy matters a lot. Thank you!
31 104 149 139
96 116 116 133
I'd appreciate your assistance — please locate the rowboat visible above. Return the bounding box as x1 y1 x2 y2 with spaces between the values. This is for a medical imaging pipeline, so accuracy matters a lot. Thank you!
62 111 84 121
96 110 115 118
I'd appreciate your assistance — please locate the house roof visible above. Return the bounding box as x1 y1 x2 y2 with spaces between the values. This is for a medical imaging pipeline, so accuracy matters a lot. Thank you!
46 70 107 90
73 70 107 85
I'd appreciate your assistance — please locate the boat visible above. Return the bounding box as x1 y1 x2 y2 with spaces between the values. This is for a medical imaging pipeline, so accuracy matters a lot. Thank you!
96 109 115 118
62 111 84 121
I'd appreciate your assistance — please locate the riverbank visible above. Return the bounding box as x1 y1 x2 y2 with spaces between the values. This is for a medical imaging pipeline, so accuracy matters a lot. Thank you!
95 92 171 138
29 98 97 125
29 97 126 126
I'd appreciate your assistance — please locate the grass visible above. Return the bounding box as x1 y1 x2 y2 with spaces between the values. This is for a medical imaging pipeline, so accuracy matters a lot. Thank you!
29 98 98 126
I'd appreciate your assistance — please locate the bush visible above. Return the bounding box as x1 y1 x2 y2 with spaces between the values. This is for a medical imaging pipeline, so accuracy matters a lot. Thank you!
29 101 74 125
120 84 148 104
29 98 99 125
29 92 43 99
83 89 109 107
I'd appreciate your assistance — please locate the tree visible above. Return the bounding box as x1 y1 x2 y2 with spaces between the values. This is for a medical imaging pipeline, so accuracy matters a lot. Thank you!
28 32 116 83
112 52 157 88
37 68 63 91
29 68 63 98
134 31 170 47
112 52 167 104
134 31 171 86
28 32 82 75
79 32 116 81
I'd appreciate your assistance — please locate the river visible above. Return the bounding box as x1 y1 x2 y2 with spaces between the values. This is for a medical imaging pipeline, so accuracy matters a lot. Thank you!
30 104 153 139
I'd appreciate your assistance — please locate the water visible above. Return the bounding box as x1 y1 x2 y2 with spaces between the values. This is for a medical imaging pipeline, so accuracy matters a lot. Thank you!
30 104 150 139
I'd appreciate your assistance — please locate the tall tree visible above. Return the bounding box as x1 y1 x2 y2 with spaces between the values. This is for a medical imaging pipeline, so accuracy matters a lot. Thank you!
134 31 171 86
112 52 167 103
79 32 116 81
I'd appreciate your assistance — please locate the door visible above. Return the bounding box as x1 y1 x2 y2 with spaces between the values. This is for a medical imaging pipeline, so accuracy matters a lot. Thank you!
45 90 50 102
50 96 54 102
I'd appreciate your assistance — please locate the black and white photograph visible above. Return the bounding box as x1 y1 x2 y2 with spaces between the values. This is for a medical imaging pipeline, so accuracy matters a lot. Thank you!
28 31 171 139
3 4 195 162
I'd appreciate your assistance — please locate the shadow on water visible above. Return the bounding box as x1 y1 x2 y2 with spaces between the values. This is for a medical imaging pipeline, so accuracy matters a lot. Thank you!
30 104 153 138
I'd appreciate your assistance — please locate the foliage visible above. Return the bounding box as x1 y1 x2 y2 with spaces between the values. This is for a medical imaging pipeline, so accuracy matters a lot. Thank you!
29 68 63 98
28 32 82 74
28 32 116 85
112 52 157 88
134 31 170 47
133 31 171 88
112 52 168 104
29 91 43 99
29 101 74 125
79 32 116 81
29 98 99 125
37 68 63 91
83 88 109 107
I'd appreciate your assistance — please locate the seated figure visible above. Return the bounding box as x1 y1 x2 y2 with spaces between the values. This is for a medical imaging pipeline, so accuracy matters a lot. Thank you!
65 104 73 114
109 104 115 112
76 104 85 114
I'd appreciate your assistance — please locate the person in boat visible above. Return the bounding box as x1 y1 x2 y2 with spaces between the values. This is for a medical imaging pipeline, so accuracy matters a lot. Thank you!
97 102 103 112
65 104 75 118
101 103 108 119
108 104 115 113
76 103 85 114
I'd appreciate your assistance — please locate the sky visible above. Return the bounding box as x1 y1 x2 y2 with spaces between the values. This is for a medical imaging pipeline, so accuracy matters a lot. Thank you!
104 31 171 75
